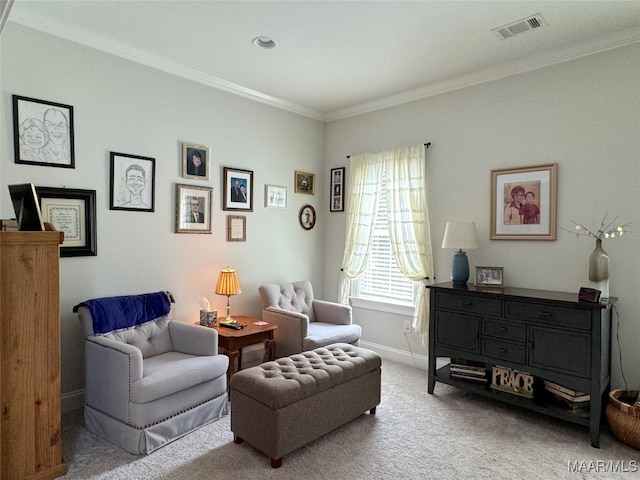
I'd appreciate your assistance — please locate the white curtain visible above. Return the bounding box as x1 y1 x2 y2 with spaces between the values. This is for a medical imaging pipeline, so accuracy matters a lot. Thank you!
338 153 384 303
385 146 434 344
338 145 434 343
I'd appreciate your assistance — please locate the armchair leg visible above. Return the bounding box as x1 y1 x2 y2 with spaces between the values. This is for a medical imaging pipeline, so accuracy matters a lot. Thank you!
271 457 283 468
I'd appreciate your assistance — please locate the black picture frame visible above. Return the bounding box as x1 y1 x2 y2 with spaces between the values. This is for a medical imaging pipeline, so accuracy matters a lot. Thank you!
13 95 75 168
35 186 97 257
222 167 253 211
330 167 345 212
110 152 156 212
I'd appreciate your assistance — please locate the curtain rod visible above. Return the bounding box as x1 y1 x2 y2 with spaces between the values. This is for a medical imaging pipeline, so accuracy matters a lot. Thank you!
346 142 431 159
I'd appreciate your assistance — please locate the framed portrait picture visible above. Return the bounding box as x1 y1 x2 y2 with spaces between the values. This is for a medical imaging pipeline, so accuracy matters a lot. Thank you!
265 184 287 208
12 95 75 168
227 215 246 242
110 152 156 212
490 163 557 240
182 143 209 181
35 186 97 256
222 167 253 211
175 183 212 234
295 171 315 194
475 266 504 287
299 204 316 230
330 167 345 212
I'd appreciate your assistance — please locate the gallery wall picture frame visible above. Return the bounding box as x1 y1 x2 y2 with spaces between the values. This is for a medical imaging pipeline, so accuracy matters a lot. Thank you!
222 167 253 211
35 186 97 257
475 266 504 288
110 152 156 212
13 95 75 168
175 183 213 234
182 143 210 181
227 215 246 242
265 184 287 208
299 204 316 230
330 167 345 212
490 163 557 240
294 171 315 194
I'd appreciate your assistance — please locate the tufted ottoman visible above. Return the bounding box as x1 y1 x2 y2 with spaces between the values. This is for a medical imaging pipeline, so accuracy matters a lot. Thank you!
230 343 381 468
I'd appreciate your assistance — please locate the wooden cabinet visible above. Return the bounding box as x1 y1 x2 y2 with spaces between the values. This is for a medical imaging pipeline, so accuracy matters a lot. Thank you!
0 231 67 480
427 282 613 448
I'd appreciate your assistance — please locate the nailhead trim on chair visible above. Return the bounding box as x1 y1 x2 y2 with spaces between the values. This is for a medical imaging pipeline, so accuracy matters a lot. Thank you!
90 391 228 430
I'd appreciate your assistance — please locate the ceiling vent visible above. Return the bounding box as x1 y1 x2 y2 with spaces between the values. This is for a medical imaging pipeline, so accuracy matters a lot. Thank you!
492 13 547 40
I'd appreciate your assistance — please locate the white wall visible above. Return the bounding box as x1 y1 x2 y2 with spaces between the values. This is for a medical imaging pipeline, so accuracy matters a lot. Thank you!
1 24 326 408
3 23 639 408
324 45 640 388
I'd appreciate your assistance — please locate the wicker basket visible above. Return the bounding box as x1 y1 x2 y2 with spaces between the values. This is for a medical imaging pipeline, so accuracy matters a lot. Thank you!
606 389 640 450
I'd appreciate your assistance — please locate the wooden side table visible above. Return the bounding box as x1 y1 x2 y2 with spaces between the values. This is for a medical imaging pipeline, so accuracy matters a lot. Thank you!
206 316 277 389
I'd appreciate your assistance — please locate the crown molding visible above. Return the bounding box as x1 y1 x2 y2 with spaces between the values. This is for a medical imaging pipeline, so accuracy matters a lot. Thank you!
8 8 639 124
326 27 640 122
7 9 326 121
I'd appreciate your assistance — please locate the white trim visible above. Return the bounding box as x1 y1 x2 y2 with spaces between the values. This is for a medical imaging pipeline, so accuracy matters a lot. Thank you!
325 27 640 121
6 9 325 121
61 389 85 414
8 10 639 123
350 296 414 316
359 340 427 371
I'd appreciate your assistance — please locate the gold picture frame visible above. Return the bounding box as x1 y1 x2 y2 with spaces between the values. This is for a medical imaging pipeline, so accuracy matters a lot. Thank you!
490 163 557 240
294 171 315 195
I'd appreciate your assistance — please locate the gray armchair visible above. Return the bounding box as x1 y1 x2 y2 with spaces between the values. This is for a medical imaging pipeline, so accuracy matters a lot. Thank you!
74 291 228 454
258 280 361 357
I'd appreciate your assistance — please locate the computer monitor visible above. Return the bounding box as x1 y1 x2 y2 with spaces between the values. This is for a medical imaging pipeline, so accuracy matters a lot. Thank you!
8 183 45 231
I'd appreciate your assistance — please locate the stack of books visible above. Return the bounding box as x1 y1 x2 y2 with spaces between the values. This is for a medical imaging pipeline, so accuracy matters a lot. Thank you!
544 380 590 409
450 358 487 384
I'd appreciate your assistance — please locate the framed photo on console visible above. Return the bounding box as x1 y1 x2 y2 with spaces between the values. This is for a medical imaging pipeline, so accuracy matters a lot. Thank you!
35 186 97 256
490 163 557 240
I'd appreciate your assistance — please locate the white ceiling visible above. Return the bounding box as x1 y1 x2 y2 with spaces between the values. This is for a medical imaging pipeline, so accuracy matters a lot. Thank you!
6 1 640 121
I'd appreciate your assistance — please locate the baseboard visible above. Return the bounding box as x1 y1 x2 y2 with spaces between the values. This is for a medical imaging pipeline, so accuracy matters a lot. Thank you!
61 342 427 413
359 340 428 370
62 389 86 414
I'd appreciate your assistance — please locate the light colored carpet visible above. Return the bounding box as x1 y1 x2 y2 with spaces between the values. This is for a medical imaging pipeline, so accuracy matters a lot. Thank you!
61 360 640 479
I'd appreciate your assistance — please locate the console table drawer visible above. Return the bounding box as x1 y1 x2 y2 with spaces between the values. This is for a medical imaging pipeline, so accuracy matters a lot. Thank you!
435 311 479 353
481 339 526 364
482 318 526 342
436 292 502 316
505 301 590 330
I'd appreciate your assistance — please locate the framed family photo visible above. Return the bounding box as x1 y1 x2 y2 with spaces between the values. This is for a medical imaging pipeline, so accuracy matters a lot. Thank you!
475 266 504 287
223 167 253 211
35 186 97 257
182 143 209 181
265 184 287 208
295 171 315 194
110 152 156 212
330 167 345 212
490 163 557 240
13 95 75 168
175 183 212 234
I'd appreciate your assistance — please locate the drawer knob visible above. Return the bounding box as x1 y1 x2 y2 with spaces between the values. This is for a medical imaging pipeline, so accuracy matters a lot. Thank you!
461 301 473 306
499 326 508 332
539 311 553 318
499 347 508 353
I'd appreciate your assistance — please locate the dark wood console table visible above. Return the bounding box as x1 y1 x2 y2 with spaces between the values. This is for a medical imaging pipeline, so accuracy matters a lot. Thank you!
427 282 615 448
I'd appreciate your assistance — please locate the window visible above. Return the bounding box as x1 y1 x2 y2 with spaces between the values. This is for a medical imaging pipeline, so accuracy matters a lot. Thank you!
354 182 416 304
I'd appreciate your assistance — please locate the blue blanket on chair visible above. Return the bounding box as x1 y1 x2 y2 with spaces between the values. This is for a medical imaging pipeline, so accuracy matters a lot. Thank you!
75 291 172 335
